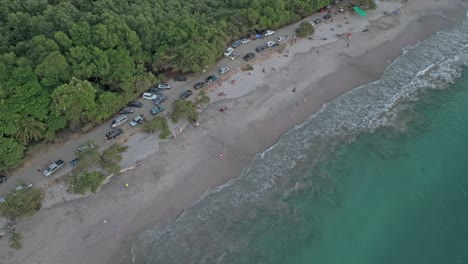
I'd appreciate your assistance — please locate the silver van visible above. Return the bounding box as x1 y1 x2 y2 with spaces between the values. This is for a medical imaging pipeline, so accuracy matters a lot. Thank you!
111 115 128 128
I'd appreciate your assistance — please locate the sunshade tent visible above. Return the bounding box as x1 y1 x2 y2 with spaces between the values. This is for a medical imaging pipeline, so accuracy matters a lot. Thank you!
353 6 367 16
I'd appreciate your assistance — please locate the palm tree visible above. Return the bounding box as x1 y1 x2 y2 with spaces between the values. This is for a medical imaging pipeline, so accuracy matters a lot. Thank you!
14 116 46 144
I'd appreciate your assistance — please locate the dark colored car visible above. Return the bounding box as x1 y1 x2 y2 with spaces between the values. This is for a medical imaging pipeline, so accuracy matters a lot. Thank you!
243 52 256 61
174 76 187 82
231 40 242 48
314 18 322 24
323 13 333 20
119 108 134 114
150 105 165 115
105 128 123 140
128 101 143 108
149 87 164 95
153 95 167 105
255 46 266 53
194 82 205 90
0 175 6 183
205 75 218 84
180 90 193 100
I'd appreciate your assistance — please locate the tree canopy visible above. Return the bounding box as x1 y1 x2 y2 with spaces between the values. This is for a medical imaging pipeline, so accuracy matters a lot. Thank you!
0 0 333 170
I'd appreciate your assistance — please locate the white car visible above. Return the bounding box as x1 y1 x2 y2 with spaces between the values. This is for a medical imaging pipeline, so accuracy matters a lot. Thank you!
309 21 315 26
240 38 251 44
266 41 275 47
157 83 171 89
224 47 234 57
142 93 157 100
276 36 286 42
219 67 230 75
338 6 345 12
130 114 144 126
264 30 275 36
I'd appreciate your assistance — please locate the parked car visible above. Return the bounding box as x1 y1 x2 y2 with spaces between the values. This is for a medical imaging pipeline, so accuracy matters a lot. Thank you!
119 108 134 114
194 82 205 90
319 7 327 13
153 95 167 105
243 52 256 61
323 13 333 20
150 105 164 115
0 175 6 183
157 83 171 90
256 46 266 52
76 142 95 153
128 101 143 108
105 128 123 140
309 21 315 26
130 114 144 126
14 183 33 194
224 47 234 57
229 53 240 61
276 36 286 42
240 38 251 44
264 30 275 36
111 115 128 128
43 160 65 177
148 87 164 95
142 92 157 100
231 40 242 48
338 6 345 12
205 75 218 84
219 67 230 75
180 90 193 100
314 18 322 24
266 41 275 47
174 76 187 81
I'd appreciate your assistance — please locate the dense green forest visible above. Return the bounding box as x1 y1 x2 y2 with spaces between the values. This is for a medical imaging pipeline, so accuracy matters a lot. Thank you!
0 0 339 170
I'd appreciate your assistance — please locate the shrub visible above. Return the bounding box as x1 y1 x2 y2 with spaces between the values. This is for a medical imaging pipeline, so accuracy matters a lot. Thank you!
142 116 171 139
195 90 210 106
73 148 101 175
70 171 106 194
9 232 23 249
0 189 44 218
296 22 315 38
241 64 254 71
171 99 198 123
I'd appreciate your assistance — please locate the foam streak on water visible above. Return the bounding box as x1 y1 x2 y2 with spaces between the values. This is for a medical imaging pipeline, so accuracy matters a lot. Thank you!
131 18 468 264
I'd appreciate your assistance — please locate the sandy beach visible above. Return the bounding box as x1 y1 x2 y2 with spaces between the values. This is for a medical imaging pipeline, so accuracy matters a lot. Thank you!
0 0 466 263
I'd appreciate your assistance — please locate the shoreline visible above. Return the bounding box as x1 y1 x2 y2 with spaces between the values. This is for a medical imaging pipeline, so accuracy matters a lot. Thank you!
0 1 466 263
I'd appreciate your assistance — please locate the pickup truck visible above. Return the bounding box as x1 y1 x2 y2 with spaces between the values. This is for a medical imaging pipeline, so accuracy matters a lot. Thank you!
43 160 65 177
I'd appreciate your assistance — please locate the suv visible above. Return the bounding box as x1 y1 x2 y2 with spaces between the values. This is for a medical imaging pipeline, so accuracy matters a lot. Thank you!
180 90 193 99
142 93 157 100
194 82 205 90
313 18 322 24
224 47 234 57
153 95 167 105
150 105 164 115
148 87 164 95
157 83 171 89
105 128 123 140
130 114 144 126
244 53 256 61
43 160 65 177
205 75 217 84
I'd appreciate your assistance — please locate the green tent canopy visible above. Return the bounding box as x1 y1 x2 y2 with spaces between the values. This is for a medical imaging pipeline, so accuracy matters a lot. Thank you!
353 6 367 16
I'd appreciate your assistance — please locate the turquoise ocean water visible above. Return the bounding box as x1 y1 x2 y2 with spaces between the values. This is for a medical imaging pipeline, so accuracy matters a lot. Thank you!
131 14 468 264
